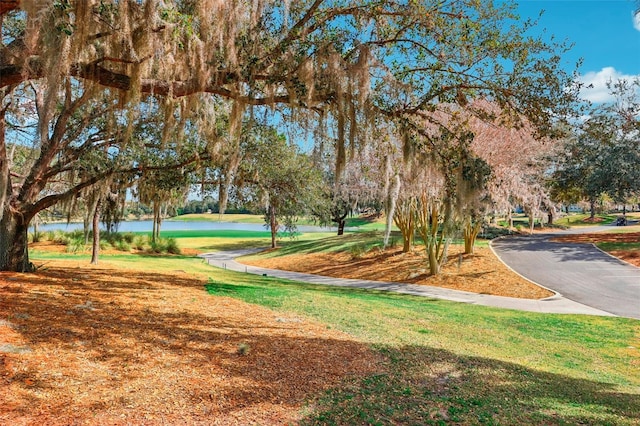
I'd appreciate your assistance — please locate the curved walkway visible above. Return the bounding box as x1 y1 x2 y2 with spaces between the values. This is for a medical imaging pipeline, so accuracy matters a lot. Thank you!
199 249 614 317
491 228 640 320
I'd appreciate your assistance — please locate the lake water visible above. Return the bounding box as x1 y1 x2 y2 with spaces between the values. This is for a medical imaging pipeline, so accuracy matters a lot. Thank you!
37 220 347 234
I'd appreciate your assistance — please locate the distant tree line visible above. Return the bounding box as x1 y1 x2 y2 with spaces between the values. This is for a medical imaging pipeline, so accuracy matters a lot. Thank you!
176 199 251 216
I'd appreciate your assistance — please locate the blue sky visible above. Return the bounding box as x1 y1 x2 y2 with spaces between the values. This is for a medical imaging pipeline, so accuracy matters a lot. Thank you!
515 0 640 103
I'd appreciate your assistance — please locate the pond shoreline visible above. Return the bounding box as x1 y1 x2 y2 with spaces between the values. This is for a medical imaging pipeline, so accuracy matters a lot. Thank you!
36 219 351 234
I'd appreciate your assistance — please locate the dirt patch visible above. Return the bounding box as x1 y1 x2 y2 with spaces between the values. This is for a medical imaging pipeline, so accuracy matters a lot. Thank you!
241 245 553 300
0 261 381 425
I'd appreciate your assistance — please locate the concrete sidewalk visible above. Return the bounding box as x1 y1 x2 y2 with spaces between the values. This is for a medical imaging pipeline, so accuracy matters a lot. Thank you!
199 249 614 317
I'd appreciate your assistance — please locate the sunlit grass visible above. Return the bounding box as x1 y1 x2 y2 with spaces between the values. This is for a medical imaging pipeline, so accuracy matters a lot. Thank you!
554 213 618 227
599 224 640 234
597 241 640 251
169 212 331 227
168 213 265 223
201 268 640 425
240 231 490 263
170 230 335 252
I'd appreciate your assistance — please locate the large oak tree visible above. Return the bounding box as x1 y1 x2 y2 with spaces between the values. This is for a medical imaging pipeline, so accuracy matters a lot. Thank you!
0 0 579 270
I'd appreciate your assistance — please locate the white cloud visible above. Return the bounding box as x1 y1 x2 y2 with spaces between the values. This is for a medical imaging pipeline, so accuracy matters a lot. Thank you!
577 67 639 103
633 9 640 31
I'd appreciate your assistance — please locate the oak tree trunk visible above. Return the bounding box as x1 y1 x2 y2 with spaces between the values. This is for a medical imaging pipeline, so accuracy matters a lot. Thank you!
152 201 161 243
332 207 348 236
0 107 31 271
269 206 278 249
91 199 102 265
0 209 32 272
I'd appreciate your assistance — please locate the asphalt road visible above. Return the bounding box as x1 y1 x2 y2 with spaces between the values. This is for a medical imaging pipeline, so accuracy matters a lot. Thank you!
491 230 640 320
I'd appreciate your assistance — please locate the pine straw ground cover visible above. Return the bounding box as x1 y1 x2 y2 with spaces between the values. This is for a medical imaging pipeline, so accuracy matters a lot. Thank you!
240 245 553 299
0 260 381 425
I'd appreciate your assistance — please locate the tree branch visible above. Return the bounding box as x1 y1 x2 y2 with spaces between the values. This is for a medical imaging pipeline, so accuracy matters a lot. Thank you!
0 0 19 17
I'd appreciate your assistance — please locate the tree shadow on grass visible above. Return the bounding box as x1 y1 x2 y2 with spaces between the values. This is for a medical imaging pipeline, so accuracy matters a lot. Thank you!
0 266 380 424
301 345 640 425
270 231 384 256
2 265 639 425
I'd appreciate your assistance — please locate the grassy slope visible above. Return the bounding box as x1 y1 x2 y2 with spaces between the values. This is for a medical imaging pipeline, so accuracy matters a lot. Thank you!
32 236 640 425
554 213 618 227
169 212 391 230
169 213 266 223
204 273 639 425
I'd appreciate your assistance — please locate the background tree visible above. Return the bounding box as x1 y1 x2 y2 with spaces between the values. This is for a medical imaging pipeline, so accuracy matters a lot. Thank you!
468 101 556 229
414 167 449 276
552 78 640 218
231 124 324 249
312 142 385 235
137 165 190 243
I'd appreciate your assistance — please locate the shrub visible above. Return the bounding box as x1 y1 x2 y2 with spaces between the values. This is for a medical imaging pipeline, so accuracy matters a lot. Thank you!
113 240 131 252
65 238 85 253
40 230 55 242
165 238 181 255
148 239 166 254
68 230 85 240
30 230 44 243
51 230 71 245
133 235 147 251
146 238 181 255
349 243 368 259
480 226 516 240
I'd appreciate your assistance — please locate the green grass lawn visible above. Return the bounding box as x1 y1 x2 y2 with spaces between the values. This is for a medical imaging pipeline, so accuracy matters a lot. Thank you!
161 230 335 252
168 213 266 223
30 232 640 425
167 212 392 232
240 230 490 262
554 213 618 227
203 272 639 425
597 241 640 252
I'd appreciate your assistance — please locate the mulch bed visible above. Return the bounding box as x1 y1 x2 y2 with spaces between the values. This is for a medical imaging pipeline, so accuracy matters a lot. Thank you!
0 260 382 425
242 246 553 300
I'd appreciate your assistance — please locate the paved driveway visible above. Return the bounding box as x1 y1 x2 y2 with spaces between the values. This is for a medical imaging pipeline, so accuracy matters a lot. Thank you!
491 232 640 319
